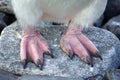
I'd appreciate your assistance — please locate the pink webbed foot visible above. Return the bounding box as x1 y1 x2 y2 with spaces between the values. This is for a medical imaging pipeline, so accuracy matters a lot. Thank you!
20 29 54 70
60 22 102 66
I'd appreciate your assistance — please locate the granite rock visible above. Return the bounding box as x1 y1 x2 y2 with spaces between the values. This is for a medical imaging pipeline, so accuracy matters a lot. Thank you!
0 0 13 14
85 74 104 80
103 15 120 39
104 69 120 80
0 70 18 80
17 75 83 80
0 22 120 78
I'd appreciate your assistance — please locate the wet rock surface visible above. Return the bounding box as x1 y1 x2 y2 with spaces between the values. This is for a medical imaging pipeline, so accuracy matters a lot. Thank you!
0 22 120 79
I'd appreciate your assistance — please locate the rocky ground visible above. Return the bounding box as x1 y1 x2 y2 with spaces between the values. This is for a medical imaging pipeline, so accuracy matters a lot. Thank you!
0 0 120 80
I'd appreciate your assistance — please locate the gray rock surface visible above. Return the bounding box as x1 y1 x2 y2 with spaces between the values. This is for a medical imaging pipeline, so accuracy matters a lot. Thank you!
17 75 83 80
85 74 104 80
0 70 18 80
103 15 120 39
0 22 120 78
0 0 13 14
104 69 120 80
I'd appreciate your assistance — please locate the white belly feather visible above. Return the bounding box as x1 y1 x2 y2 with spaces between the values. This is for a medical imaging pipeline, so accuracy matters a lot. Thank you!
11 0 107 27
39 0 92 22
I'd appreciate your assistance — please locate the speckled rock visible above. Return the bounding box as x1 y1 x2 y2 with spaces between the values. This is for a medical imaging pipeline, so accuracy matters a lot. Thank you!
0 70 18 80
104 69 120 80
85 74 104 80
0 0 13 14
17 75 83 80
103 15 120 39
0 22 120 78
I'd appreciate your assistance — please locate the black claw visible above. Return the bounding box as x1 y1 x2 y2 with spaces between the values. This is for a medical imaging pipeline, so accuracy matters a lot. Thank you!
68 52 75 60
97 54 102 60
44 51 54 58
21 59 28 69
50 54 54 58
61 30 64 35
40 32 44 36
61 29 67 35
87 56 93 67
36 59 44 70
96 52 103 60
